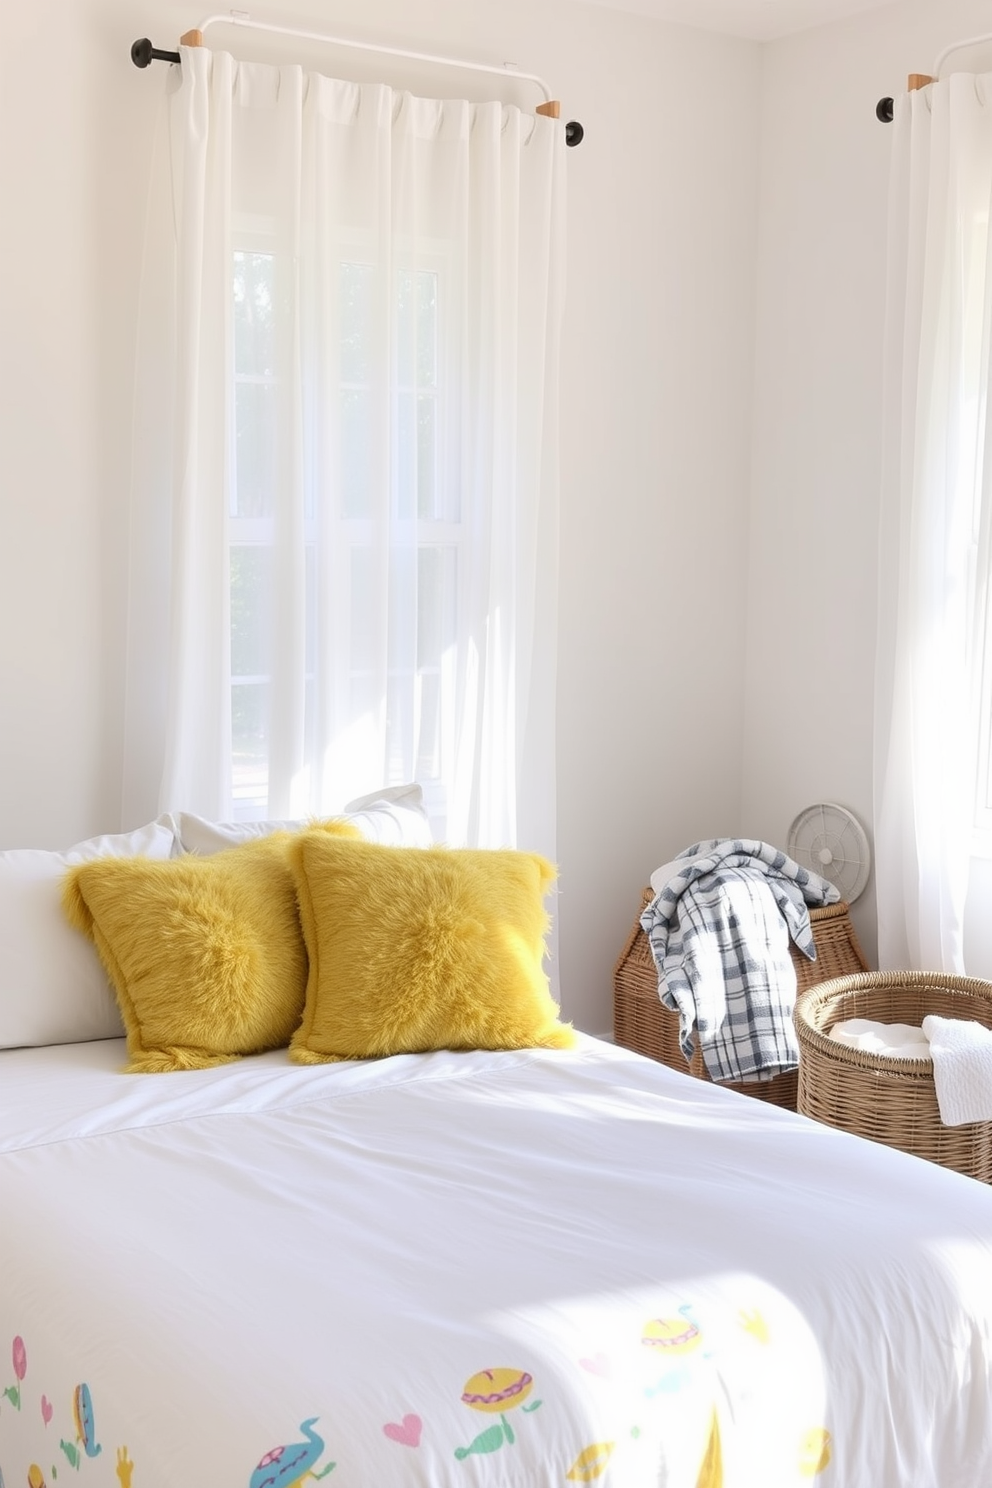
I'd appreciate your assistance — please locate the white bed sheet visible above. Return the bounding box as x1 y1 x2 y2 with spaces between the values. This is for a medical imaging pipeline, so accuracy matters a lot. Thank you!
1 1033 991 1487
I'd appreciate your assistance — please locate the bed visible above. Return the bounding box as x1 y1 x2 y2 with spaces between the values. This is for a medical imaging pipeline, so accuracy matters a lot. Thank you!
2 807 992 1487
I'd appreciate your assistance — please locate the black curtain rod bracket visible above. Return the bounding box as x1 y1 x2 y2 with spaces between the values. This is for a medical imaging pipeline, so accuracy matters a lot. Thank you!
131 38 181 68
129 37 584 144
876 97 894 122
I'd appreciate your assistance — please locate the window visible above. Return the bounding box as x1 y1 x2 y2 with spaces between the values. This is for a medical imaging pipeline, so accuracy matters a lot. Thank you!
230 243 460 831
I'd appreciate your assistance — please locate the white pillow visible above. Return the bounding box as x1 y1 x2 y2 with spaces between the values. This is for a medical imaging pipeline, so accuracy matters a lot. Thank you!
0 818 178 1049
170 813 302 856
340 784 434 846
172 783 434 856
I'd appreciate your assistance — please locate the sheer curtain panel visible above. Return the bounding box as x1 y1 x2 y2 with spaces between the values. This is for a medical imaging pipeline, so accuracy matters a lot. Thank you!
875 74 992 971
124 46 565 852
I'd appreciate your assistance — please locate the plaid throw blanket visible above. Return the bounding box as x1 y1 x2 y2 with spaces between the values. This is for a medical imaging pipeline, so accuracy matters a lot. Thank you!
640 839 839 1084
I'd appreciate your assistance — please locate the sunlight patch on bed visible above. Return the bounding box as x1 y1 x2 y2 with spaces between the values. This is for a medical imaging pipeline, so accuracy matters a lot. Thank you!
480 1270 831 1486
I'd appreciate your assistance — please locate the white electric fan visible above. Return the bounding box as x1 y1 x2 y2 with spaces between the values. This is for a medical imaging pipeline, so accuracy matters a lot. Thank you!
787 802 871 903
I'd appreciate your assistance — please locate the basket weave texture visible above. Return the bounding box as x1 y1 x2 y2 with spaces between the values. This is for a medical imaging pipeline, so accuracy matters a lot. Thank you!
795 970 992 1182
613 889 870 1109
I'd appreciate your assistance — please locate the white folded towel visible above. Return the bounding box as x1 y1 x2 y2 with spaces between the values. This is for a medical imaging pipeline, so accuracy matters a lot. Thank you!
921 1014 992 1127
829 1018 930 1060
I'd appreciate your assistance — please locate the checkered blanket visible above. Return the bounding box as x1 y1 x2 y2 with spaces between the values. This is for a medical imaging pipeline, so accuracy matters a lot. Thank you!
640 839 839 1083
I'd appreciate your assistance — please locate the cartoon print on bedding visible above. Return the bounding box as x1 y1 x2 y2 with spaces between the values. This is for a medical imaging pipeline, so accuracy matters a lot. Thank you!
73 1383 102 1460
249 1417 336 1487
381 1412 422 1447
0 1314 834 1486
3 1337 26 1410
798 1427 832 1476
454 1367 543 1460
565 1440 616 1481
564 1293 837 1483
642 1305 704 1397
695 1408 723 1488
0 1345 135 1488
57 1380 103 1470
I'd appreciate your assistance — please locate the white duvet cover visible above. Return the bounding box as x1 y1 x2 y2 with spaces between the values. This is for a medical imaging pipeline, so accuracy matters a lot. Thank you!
1 1033 991 1488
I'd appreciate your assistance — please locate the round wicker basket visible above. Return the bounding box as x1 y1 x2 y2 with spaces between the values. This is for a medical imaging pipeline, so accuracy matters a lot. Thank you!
795 970 992 1182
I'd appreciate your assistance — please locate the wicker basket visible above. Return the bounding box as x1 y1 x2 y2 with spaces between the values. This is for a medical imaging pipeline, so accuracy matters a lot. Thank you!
613 889 870 1109
795 971 992 1182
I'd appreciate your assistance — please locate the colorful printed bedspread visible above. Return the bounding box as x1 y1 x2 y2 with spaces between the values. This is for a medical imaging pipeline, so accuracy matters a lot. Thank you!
1 1033 991 1487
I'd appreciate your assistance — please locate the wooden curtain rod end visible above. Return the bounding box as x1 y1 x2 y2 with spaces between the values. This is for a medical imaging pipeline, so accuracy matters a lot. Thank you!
536 100 561 119
878 74 934 120
180 29 204 48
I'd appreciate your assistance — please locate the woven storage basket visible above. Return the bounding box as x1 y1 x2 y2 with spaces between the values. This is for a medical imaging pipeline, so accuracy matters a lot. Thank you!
795 970 992 1182
613 889 870 1109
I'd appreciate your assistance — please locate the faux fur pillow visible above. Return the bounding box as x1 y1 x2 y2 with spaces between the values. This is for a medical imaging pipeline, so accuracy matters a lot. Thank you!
288 832 575 1063
62 823 358 1072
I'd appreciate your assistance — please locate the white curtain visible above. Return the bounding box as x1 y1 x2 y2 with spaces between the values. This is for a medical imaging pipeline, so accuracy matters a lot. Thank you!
875 73 992 970
124 46 565 853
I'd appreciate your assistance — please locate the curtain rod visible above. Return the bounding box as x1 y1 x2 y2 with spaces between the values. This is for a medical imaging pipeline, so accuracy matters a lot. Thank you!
130 12 585 146
876 30 992 122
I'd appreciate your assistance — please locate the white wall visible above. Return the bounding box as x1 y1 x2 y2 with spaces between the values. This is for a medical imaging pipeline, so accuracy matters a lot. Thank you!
0 0 761 1035
0 0 135 844
746 0 992 975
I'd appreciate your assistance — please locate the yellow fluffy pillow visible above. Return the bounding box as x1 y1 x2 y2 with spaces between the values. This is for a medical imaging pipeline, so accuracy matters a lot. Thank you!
288 833 575 1063
62 824 357 1072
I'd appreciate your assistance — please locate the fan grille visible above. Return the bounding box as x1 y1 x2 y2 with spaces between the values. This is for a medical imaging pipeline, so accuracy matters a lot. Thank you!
788 803 870 902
